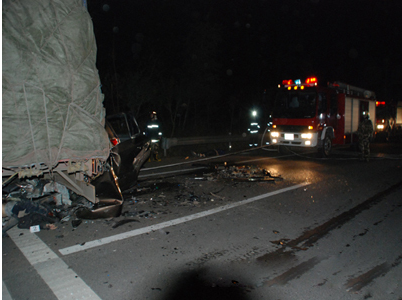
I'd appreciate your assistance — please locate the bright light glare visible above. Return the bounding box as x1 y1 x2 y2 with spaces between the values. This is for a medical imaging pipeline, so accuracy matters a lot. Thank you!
272 139 277 143
305 141 311 145
377 124 384 129
271 132 279 137
252 110 257 117
301 133 312 139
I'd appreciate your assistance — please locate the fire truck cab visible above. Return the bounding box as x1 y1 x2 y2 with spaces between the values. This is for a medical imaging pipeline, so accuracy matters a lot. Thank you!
270 77 376 156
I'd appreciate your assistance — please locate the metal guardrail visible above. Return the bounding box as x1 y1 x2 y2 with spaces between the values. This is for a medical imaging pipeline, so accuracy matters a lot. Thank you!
160 134 259 156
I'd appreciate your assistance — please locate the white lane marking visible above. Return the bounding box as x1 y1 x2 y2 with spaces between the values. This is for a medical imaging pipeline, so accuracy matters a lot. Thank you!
138 167 207 178
59 182 310 256
7 227 101 300
2 281 13 300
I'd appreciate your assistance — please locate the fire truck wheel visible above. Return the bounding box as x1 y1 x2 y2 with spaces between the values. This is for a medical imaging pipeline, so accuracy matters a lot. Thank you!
319 136 332 157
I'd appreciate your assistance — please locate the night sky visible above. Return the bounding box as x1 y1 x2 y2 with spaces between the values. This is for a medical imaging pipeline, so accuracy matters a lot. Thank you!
87 0 402 136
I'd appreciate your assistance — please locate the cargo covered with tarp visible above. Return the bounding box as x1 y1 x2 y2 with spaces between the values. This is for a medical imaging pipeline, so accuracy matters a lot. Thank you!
2 0 109 170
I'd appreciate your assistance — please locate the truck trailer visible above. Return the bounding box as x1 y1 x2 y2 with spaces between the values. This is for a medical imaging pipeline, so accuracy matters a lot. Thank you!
2 0 150 228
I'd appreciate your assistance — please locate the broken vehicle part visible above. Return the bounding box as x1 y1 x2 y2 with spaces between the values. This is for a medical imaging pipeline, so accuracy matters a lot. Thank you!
75 199 123 219
112 219 140 229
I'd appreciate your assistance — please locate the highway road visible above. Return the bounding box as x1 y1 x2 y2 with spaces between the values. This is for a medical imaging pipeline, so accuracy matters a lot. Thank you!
3 143 402 300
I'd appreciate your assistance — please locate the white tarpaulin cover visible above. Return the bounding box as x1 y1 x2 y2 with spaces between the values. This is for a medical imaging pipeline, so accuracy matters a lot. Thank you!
2 0 109 169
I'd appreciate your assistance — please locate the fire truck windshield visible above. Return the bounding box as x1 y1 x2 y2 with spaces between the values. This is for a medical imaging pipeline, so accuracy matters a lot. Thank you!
273 90 317 119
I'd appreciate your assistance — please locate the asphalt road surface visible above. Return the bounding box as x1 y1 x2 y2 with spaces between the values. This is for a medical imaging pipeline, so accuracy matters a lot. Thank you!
2 143 402 300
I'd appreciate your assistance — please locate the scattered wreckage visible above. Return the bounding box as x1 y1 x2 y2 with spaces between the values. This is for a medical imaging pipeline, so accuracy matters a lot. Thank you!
214 164 283 182
98 164 284 228
191 163 283 182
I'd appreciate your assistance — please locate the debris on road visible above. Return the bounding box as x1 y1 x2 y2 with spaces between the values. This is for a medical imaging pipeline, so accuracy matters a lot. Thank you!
112 219 140 229
2 176 124 235
191 149 225 158
212 164 283 182
113 163 284 225
2 163 284 235
210 192 225 200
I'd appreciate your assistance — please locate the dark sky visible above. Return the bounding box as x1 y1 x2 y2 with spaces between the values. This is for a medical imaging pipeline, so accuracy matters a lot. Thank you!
87 0 402 133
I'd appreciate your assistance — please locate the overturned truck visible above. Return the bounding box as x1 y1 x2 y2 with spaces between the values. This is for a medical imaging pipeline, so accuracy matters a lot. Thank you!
2 0 150 232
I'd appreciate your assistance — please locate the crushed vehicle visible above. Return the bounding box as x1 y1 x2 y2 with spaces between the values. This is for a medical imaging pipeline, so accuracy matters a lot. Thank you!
90 113 151 211
2 0 150 233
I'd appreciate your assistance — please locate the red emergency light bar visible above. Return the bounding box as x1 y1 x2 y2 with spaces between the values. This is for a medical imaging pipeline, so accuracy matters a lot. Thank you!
282 80 293 85
305 77 317 84
280 77 318 88
376 101 386 106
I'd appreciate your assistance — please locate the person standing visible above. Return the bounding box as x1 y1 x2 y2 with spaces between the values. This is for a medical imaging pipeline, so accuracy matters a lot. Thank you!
357 112 374 161
145 111 162 161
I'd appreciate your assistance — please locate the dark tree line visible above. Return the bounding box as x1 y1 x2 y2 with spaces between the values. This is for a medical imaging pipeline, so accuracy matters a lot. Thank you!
88 0 265 137
88 0 402 137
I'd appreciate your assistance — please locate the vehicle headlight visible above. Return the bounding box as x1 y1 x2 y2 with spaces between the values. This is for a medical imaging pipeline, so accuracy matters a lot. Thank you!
301 133 312 139
377 124 384 129
271 132 279 138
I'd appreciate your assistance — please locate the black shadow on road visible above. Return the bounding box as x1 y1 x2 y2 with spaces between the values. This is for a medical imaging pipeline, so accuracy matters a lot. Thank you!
159 268 254 300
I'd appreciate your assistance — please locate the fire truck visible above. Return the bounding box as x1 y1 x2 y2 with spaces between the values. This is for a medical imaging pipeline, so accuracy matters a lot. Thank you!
269 77 377 156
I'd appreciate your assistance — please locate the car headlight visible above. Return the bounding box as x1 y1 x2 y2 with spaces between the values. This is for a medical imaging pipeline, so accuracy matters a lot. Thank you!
377 124 384 129
271 132 279 138
301 133 312 139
